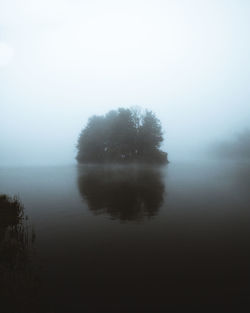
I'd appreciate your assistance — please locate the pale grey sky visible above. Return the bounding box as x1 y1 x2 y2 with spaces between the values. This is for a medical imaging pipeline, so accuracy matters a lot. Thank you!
1 0 250 165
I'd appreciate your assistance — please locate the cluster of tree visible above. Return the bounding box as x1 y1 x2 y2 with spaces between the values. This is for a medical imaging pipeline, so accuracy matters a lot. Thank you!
76 107 168 164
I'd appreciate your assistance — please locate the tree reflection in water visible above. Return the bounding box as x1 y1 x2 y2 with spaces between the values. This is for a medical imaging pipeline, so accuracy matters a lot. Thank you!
0 195 38 313
78 165 165 221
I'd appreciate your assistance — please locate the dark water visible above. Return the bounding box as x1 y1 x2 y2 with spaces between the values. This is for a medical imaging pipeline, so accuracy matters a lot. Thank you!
0 161 250 312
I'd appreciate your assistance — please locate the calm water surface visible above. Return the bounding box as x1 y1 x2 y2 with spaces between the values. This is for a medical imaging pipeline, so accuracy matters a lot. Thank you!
0 161 250 312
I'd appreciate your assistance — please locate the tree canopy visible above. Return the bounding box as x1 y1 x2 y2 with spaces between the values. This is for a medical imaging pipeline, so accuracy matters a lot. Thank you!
76 107 168 164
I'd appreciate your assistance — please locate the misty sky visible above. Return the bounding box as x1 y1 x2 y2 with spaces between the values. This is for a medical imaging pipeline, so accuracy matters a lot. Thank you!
1 0 250 165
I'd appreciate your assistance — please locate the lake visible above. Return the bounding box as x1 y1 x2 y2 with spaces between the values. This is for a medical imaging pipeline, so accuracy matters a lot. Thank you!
0 161 250 312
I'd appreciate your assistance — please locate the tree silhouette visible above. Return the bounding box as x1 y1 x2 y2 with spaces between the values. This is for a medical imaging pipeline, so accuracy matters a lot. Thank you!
76 108 168 164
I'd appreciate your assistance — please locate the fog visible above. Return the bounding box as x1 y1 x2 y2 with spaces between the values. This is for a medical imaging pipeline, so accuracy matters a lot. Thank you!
1 0 250 166
212 128 250 160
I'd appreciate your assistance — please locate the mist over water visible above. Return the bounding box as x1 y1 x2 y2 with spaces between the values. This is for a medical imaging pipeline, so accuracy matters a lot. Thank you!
211 128 250 161
1 0 250 165
1 0 250 312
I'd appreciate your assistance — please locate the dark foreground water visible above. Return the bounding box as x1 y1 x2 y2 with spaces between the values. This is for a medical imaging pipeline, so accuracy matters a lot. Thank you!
0 161 250 312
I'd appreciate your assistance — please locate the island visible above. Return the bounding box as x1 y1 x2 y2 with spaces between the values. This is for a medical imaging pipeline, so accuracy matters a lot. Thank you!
76 107 168 164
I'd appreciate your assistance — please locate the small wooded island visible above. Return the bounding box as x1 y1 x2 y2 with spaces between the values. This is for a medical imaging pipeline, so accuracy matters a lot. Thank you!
76 107 168 164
